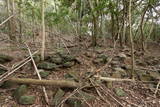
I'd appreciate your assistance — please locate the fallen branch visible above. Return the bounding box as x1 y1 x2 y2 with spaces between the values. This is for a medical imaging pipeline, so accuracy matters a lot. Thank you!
0 59 31 82
57 85 88 107
0 14 14 27
60 38 70 54
7 78 80 88
0 64 9 70
93 79 125 107
94 75 158 83
154 81 160 96
0 51 38 82
90 79 111 105
11 51 38 69
94 76 134 82
25 44 49 104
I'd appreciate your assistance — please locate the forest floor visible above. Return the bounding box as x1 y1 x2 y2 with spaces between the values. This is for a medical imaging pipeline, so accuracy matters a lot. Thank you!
0 34 160 107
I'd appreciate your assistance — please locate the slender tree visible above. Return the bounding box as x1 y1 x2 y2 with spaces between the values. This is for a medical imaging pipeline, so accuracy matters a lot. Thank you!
88 0 98 47
6 0 11 39
18 0 23 43
41 0 46 60
140 5 149 51
11 0 16 41
129 0 135 78
121 0 127 47
6 0 16 41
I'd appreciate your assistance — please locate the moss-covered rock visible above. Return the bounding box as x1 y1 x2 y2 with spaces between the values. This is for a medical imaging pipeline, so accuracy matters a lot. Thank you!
63 61 75 68
114 88 126 97
77 91 95 100
93 58 104 65
51 88 65 106
37 62 58 70
93 54 108 65
48 56 63 64
97 54 108 60
110 61 119 68
19 96 35 105
33 54 41 63
65 71 80 82
13 85 28 100
66 91 95 107
66 98 82 107
112 67 127 78
106 82 113 88
61 54 76 62
39 71 50 78
0 54 13 64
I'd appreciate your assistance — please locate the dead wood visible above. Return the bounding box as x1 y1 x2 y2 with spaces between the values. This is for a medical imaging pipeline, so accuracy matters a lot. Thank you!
25 44 49 104
7 78 81 88
0 51 38 83
0 14 15 27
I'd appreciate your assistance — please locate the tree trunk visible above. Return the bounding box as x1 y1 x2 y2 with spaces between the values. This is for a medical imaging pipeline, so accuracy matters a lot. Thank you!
121 0 127 47
140 5 149 51
19 0 22 43
111 12 115 42
88 0 98 47
79 0 83 41
92 15 97 47
129 0 135 78
41 0 46 60
6 0 12 41
10 0 16 41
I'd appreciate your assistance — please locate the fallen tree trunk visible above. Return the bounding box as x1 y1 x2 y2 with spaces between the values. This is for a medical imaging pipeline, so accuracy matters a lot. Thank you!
7 78 80 88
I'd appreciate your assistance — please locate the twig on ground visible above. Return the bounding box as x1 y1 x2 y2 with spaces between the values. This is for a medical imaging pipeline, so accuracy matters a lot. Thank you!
154 81 160 96
0 51 38 82
90 79 111 106
94 75 158 83
0 64 9 70
25 44 49 105
96 82 125 107
77 90 92 107
60 38 70 54
0 14 15 27
94 76 134 82
11 51 38 68
0 59 31 82
57 85 88 107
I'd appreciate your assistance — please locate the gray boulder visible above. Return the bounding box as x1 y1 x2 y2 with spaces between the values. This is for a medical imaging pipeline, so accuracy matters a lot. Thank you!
19 96 35 105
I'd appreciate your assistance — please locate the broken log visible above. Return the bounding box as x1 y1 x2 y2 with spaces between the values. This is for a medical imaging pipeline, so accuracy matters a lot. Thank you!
7 78 81 88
